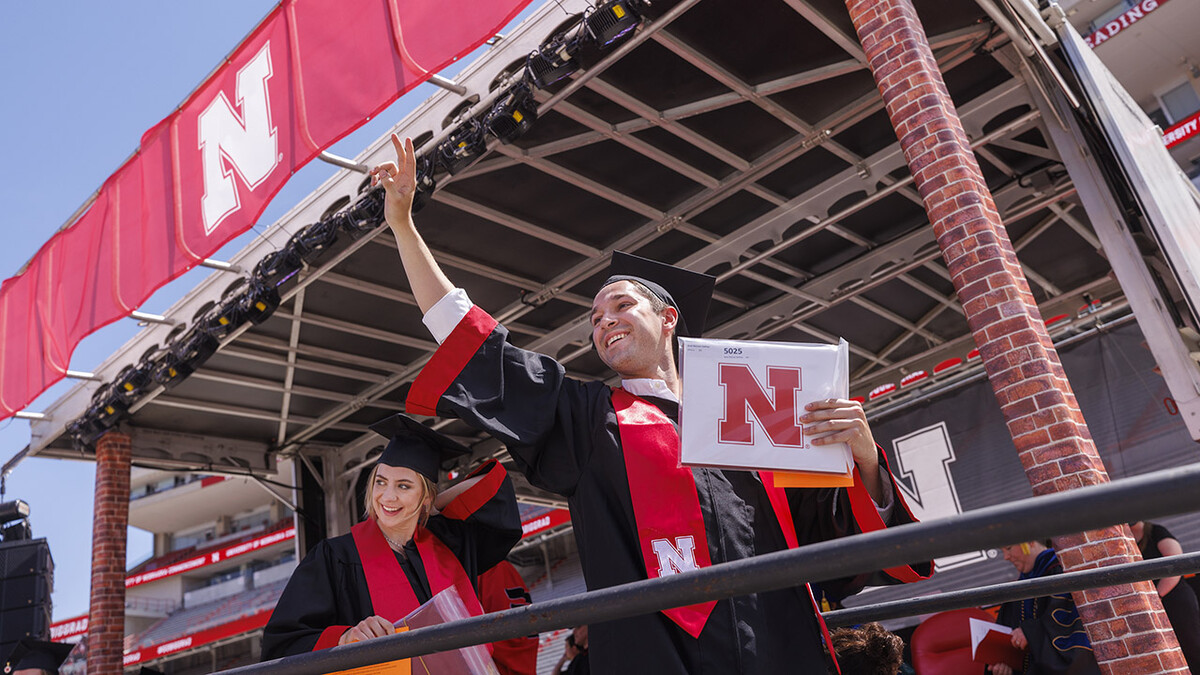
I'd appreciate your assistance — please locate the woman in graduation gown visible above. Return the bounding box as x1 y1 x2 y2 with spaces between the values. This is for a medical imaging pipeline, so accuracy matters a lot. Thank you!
260 414 521 660
992 541 1100 675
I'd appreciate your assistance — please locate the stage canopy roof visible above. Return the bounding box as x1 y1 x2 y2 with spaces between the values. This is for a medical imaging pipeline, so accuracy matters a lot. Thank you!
28 0 1126 507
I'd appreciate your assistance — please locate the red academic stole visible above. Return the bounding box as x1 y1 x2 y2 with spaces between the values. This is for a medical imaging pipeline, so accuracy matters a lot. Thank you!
350 519 484 622
613 388 817 639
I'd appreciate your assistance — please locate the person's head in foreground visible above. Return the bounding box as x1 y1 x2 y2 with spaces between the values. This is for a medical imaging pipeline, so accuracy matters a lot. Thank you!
4 639 73 675
363 413 470 536
830 622 905 675
590 251 714 379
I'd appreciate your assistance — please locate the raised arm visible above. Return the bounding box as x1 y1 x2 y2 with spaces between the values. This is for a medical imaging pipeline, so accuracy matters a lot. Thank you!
372 134 454 313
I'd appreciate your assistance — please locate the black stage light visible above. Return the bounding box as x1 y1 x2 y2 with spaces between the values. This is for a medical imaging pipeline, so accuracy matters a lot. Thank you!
68 416 109 450
289 219 340 259
252 247 304 288
151 327 219 389
527 28 583 88
111 363 154 402
411 154 438 214
2 520 31 541
437 120 488 175
584 1 642 47
198 298 247 340
0 500 30 522
240 281 281 325
485 83 538 144
341 188 386 236
87 382 130 428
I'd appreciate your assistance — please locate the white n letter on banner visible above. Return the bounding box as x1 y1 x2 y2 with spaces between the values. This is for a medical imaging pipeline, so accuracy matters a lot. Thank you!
651 536 699 576
198 43 279 235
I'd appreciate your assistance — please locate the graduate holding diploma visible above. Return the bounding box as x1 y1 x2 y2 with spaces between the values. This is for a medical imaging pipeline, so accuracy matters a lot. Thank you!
260 414 520 659
373 134 931 674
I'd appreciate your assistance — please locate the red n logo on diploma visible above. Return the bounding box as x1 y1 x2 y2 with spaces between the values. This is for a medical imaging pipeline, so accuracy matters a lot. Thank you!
718 364 804 447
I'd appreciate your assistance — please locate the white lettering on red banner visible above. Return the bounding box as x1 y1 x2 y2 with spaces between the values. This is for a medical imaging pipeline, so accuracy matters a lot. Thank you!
156 637 194 656
198 43 280 235
50 616 89 641
122 609 273 667
125 527 295 588
1164 111 1200 148
520 509 570 538
1084 0 1167 48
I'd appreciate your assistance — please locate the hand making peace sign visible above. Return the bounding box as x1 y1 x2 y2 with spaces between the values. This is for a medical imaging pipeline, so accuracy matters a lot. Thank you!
371 133 418 228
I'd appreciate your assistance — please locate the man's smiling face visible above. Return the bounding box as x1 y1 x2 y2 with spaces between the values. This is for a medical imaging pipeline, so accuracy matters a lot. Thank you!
590 280 676 379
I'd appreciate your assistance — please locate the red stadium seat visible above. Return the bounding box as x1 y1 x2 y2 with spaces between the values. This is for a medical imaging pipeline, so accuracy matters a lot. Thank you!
909 608 994 675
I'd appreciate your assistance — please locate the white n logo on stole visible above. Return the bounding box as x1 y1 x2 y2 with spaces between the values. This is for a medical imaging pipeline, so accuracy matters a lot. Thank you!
198 42 280 235
651 536 699 576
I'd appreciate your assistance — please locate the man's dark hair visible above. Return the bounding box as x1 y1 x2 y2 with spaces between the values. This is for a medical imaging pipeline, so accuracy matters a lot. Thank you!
830 623 904 675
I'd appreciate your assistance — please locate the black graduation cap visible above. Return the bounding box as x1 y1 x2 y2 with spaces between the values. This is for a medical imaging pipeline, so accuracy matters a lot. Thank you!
601 251 716 338
4 639 73 675
367 414 471 483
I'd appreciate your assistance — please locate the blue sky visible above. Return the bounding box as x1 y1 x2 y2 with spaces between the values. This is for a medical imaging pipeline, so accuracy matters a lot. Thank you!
0 1 498 621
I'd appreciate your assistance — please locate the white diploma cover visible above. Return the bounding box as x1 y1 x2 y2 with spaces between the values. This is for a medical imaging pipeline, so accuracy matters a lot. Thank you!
678 337 853 487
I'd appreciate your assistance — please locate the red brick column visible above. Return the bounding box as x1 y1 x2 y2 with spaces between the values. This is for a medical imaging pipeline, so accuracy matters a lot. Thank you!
87 431 132 675
844 1 1186 672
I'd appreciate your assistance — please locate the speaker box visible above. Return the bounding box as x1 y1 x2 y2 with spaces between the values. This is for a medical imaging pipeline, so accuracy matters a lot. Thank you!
0 538 53 646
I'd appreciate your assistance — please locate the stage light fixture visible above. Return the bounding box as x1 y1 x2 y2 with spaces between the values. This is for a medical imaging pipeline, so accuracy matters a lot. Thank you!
341 188 386 236
86 382 130 428
151 327 219 389
527 28 584 88
252 247 304 288
67 416 109 451
198 298 248 340
289 219 340 260
437 120 488 175
485 83 538 144
408 154 438 215
0 500 30 522
111 363 154 402
239 281 282 325
584 1 642 47
1 521 31 542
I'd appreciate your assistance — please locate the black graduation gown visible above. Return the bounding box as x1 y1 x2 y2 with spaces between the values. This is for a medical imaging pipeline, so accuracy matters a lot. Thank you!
260 460 521 660
406 308 931 674
996 550 1100 675
1139 523 1200 669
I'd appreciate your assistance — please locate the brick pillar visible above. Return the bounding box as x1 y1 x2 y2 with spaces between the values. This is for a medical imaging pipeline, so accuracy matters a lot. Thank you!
87 431 132 675
844 2 1186 672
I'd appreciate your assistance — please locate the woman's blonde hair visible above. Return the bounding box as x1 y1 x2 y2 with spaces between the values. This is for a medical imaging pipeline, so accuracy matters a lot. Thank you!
363 463 439 527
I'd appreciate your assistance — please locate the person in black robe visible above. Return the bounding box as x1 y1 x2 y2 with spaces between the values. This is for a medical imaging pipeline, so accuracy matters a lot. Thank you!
1131 521 1200 669
991 542 1100 675
371 135 931 673
260 413 521 660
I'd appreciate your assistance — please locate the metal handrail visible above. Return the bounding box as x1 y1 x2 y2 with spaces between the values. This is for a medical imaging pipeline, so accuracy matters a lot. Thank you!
218 462 1200 675
826 551 1200 627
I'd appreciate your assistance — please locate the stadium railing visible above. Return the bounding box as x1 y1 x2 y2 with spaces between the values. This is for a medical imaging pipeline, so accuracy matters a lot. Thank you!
214 462 1200 675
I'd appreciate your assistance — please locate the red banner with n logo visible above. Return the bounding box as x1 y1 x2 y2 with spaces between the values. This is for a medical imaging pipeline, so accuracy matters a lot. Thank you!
0 0 531 418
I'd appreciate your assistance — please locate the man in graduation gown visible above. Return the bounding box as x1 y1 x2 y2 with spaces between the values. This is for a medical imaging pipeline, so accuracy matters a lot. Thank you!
372 136 931 673
992 542 1100 675
261 414 521 660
